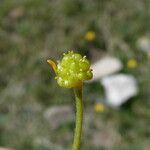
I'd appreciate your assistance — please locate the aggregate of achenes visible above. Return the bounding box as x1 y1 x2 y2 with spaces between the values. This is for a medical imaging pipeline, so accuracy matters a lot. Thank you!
56 51 93 88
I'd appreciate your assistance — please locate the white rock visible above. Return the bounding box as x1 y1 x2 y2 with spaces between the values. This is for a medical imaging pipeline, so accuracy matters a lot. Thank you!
33 137 63 150
0 148 13 150
91 128 121 149
101 74 138 107
91 56 122 81
137 37 150 53
44 105 74 129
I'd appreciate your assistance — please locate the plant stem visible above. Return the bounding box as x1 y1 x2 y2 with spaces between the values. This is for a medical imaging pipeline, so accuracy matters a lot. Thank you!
72 85 83 150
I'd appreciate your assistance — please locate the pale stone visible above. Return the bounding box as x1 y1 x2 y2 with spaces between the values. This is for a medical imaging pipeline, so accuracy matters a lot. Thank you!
101 74 138 107
91 128 121 149
90 56 122 81
33 137 63 150
0 148 13 150
44 105 74 129
137 37 150 53
9 7 24 19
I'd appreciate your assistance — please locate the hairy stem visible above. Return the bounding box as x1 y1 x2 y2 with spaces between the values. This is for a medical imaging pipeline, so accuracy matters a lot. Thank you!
72 85 83 150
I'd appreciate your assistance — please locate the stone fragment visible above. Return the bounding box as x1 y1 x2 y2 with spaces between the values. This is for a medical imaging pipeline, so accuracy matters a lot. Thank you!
91 56 122 81
137 36 150 53
101 74 138 107
0 148 13 150
44 105 74 129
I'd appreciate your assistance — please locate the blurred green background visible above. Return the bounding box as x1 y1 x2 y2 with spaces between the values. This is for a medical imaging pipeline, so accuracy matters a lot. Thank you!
0 0 150 150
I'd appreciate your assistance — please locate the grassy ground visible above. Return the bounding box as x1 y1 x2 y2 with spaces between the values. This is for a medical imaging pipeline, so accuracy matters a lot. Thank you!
0 0 150 150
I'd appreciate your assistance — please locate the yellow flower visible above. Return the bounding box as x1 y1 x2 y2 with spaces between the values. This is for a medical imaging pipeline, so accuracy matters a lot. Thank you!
85 31 96 41
94 103 105 113
127 58 138 69
147 53 150 59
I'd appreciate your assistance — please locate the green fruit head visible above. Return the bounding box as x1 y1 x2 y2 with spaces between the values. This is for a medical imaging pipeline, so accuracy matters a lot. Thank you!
47 51 93 88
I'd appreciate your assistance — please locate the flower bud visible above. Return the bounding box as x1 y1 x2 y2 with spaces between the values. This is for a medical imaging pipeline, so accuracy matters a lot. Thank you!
47 51 93 88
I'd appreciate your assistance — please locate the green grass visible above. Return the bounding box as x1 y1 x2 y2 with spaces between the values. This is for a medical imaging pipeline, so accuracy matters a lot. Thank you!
0 0 150 149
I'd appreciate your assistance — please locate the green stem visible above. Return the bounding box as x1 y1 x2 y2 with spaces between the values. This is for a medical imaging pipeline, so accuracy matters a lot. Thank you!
72 85 83 150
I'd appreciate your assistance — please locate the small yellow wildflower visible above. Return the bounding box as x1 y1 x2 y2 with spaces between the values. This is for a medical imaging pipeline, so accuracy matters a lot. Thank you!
127 58 138 69
147 53 150 59
85 31 96 41
94 103 105 113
